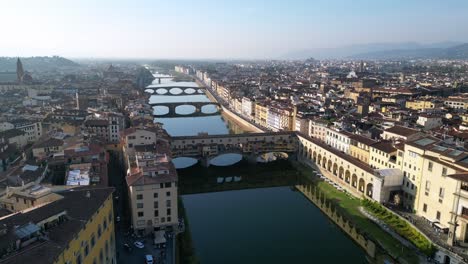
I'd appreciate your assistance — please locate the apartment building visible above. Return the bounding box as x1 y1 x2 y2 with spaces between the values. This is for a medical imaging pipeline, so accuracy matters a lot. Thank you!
325 129 353 154
382 125 422 141
0 119 42 143
254 102 268 127
241 97 254 119
126 143 178 235
310 120 328 142
349 134 377 164
369 141 398 169
0 187 116 264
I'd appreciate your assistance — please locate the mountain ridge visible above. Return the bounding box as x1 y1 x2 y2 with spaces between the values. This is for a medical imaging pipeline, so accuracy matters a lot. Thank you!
0 56 80 72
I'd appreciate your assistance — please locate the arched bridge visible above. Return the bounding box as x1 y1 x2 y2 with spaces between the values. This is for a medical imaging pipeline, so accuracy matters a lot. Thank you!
146 86 205 96
151 102 221 118
171 132 298 167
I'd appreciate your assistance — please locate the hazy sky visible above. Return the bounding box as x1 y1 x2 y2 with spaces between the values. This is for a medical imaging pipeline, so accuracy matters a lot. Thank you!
2 0 468 59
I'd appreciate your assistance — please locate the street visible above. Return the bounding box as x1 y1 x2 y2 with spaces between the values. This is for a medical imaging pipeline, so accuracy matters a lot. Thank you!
108 152 175 264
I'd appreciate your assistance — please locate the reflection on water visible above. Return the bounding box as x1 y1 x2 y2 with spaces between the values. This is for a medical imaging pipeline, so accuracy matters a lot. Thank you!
172 157 198 169
179 161 367 264
153 106 169 115
209 153 243 166
175 105 196 115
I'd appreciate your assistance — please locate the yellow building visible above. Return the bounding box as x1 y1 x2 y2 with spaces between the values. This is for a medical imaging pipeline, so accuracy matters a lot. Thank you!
349 134 377 164
0 186 116 264
405 99 440 110
369 141 398 170
401 137 468 246
254 102 269 127
0 184 63 212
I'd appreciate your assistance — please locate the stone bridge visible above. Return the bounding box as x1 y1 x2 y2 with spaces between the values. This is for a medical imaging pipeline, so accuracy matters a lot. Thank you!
146 86 205 96
153 76 175 84
151 101 221 118
170 132 298 167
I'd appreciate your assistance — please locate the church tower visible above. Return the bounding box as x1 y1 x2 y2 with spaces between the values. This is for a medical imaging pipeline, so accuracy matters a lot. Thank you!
17 58 24 83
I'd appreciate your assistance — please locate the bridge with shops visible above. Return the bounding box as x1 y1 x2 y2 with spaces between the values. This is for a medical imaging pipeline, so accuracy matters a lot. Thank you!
170 132 298 167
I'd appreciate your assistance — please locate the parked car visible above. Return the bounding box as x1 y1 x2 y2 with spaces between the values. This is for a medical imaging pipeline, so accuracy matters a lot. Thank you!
145 254 154 264
134 241 144 249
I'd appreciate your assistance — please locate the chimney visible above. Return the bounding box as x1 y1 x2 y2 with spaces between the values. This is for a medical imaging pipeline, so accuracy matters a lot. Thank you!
85 191 91 198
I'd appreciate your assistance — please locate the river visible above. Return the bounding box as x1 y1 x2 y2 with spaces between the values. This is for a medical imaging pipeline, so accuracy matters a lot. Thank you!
148 74 369 263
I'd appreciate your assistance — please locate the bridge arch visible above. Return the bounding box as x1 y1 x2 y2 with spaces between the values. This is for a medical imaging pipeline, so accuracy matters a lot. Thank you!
175 104 197 115
153 105 169 116
184 88 196 94
201 104 219 114
169 87 183 95
155 88 169 95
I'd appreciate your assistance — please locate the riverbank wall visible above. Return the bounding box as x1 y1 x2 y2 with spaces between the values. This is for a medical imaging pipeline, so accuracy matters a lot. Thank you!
195 79 264 133
295 184 377 259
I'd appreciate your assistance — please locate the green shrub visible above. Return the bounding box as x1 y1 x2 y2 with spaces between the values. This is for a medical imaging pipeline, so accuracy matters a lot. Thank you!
362 199 436 256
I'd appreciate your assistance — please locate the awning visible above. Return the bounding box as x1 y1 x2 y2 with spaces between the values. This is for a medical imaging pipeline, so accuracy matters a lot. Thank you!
433 222 448 230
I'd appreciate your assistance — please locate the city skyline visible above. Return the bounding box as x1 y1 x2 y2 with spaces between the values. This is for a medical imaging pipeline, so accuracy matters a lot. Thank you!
2 0 468 59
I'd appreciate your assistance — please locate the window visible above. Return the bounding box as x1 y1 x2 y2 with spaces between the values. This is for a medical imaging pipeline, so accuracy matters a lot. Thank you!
436 211 441 221
91 234 96 247
153 193 158 198
98 224 102 238
165 182 171 188
138 211 144 217
166 191 171 197
428 161 433 172
425 181 431 191
167 217 171 222
166 200 171 207
154 201 158 208
76 254 82 264
423 204 427 212
439 188 445 198
84 241 89 256
103 219 108 229
442 167 447 176
137 203 143 209
161 217 165 223
154 210 159 217
136 194 143 200
99 249 103 262
167 208 171 216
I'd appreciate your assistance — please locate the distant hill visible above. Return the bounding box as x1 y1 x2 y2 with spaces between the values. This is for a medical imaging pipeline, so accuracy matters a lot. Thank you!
281 42 464 60
350 43 468 60
0 56 80 72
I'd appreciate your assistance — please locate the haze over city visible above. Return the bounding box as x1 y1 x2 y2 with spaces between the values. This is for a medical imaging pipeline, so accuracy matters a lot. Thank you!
2 0 468 59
